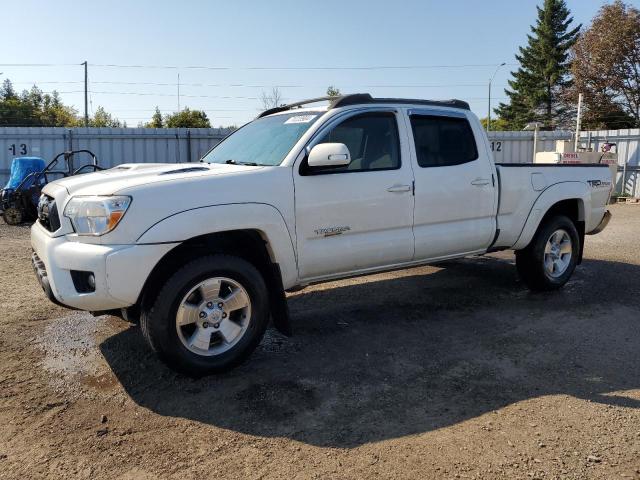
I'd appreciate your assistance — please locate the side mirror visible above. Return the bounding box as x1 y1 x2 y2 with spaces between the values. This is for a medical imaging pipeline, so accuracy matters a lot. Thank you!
307 143 351 168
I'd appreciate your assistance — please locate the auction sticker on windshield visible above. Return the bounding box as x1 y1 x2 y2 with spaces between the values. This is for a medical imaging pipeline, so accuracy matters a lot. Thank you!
284 115 317 124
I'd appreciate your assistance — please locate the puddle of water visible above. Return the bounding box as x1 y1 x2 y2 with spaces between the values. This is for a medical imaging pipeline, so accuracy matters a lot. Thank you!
38 312 120 394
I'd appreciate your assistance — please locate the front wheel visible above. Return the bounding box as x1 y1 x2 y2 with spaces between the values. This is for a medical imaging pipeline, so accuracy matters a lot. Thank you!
516 215 580 291
140 254 270 376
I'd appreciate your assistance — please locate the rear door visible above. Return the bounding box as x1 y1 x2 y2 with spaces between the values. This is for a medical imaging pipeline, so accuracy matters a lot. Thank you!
294 110 415 280
407 110 497 259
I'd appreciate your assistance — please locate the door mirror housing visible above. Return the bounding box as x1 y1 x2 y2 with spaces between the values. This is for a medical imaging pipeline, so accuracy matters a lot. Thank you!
307 143 351 168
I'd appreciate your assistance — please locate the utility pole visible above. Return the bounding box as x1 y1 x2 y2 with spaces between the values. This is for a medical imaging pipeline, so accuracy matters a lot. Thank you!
524 122 542 163
82 61 88 127
487 62 506 132
177 73 181 111
574 92 583 151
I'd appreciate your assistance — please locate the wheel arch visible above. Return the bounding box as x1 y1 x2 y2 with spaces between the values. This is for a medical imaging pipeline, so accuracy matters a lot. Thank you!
136 228 293 336
513 182 589 255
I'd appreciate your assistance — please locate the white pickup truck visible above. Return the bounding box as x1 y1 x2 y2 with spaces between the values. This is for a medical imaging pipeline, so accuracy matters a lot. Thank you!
31 94 613 375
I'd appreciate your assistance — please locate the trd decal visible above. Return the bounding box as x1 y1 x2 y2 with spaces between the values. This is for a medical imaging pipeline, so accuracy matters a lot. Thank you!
587 180 611 188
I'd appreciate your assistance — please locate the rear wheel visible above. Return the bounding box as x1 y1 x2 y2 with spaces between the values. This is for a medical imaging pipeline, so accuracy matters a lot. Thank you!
516 215 580 291
140 254 269 376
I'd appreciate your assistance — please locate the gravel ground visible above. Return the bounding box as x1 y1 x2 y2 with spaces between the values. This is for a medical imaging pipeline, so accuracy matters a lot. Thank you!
0 205 639 479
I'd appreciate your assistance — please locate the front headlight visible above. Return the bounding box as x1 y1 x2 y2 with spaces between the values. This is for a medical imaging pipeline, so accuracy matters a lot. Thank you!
64 195 131 236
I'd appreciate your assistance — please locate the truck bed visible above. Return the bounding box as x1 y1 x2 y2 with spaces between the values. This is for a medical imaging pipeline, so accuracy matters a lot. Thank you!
493 163 613 248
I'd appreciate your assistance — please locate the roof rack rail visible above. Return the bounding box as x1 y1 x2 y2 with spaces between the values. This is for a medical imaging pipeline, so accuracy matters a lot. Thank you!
257 93 470 118
257 96 337 118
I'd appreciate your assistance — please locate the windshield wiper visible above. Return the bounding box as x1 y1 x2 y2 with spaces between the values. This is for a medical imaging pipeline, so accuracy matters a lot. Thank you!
225 159 259 166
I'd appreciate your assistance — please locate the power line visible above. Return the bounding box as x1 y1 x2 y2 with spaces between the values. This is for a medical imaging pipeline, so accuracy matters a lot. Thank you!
10 80 511 89
0 61 517 71
0 63 80 67
21 89 261 100
12 81 84 85
82 108 252 112
88 91 259 99
88 62 518 71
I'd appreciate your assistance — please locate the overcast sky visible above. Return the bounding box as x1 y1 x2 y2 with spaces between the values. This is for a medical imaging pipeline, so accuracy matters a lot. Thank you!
0 0 607 126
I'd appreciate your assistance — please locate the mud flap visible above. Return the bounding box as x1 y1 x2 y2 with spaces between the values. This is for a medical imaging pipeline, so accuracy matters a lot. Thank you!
577 221 585 265
268 263 292 336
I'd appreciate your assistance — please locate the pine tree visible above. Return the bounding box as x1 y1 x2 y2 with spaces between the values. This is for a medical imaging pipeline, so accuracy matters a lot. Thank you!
496 0 580 130
147 107 164 128
0 79 17 100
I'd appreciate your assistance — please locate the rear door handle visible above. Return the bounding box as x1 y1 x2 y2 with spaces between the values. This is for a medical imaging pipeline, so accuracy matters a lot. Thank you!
471 178 491 186
387 184 412 193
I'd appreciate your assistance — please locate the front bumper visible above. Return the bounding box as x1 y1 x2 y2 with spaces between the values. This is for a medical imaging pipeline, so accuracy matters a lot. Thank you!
32 251 66 308
587 210 612 235
30 222 177 311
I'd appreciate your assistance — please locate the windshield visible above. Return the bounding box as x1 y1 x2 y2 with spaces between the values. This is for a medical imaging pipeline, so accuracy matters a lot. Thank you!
202 111 323 166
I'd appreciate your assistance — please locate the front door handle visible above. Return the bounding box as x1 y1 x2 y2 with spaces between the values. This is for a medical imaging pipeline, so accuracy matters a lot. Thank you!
471 178 491 186
387 184 412 193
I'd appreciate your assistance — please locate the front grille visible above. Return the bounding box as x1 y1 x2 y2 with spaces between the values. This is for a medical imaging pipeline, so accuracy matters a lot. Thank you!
37 195 61 232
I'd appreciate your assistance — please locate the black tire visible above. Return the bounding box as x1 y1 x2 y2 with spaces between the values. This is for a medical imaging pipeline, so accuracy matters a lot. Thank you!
2 207 23 225
516 215 580 291
140 254 269 376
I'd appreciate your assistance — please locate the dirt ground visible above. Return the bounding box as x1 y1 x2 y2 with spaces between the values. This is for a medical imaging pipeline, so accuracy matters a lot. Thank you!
0 205 639 480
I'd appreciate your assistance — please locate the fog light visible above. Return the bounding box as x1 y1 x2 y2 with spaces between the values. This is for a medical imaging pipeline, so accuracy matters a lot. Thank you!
70 270 96 293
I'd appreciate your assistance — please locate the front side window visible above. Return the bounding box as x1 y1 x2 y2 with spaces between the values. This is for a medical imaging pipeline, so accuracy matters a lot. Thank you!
303 112 400 174
202 112 322 166
410 115 478 168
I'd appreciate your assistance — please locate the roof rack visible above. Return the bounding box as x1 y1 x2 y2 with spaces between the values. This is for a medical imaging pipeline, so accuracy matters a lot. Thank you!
257 93 470 118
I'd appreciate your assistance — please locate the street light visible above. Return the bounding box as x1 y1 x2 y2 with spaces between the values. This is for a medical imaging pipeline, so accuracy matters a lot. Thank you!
487 62 506 132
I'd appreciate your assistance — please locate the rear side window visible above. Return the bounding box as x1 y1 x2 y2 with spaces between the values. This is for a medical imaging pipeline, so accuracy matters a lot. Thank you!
410 115 478 168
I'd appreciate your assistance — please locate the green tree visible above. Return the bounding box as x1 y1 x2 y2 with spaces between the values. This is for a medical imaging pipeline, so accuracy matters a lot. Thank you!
89 106 122 127
0 78 102 127
0 79 17 100
0 80 77 126
0 81 34 125
495 0 580 130
165 108 211 128
480 117 510 131
569 1 640 129
326 86 341 97
40 91 79 127
145 106 164 128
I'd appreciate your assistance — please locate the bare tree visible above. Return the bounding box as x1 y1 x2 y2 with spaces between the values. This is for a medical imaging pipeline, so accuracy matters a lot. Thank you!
259 87 284 110
326 86 341 98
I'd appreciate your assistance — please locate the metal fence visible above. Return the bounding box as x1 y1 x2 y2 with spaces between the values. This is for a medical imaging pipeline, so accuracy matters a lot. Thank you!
0 127 231 184
488 129 640 196
1 126 639 196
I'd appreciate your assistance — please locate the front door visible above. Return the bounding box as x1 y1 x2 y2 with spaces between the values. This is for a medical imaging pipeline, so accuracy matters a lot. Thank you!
294 110 415 280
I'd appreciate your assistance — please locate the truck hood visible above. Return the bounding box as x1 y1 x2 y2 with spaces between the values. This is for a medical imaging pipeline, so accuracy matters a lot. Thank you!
43 162 263 196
